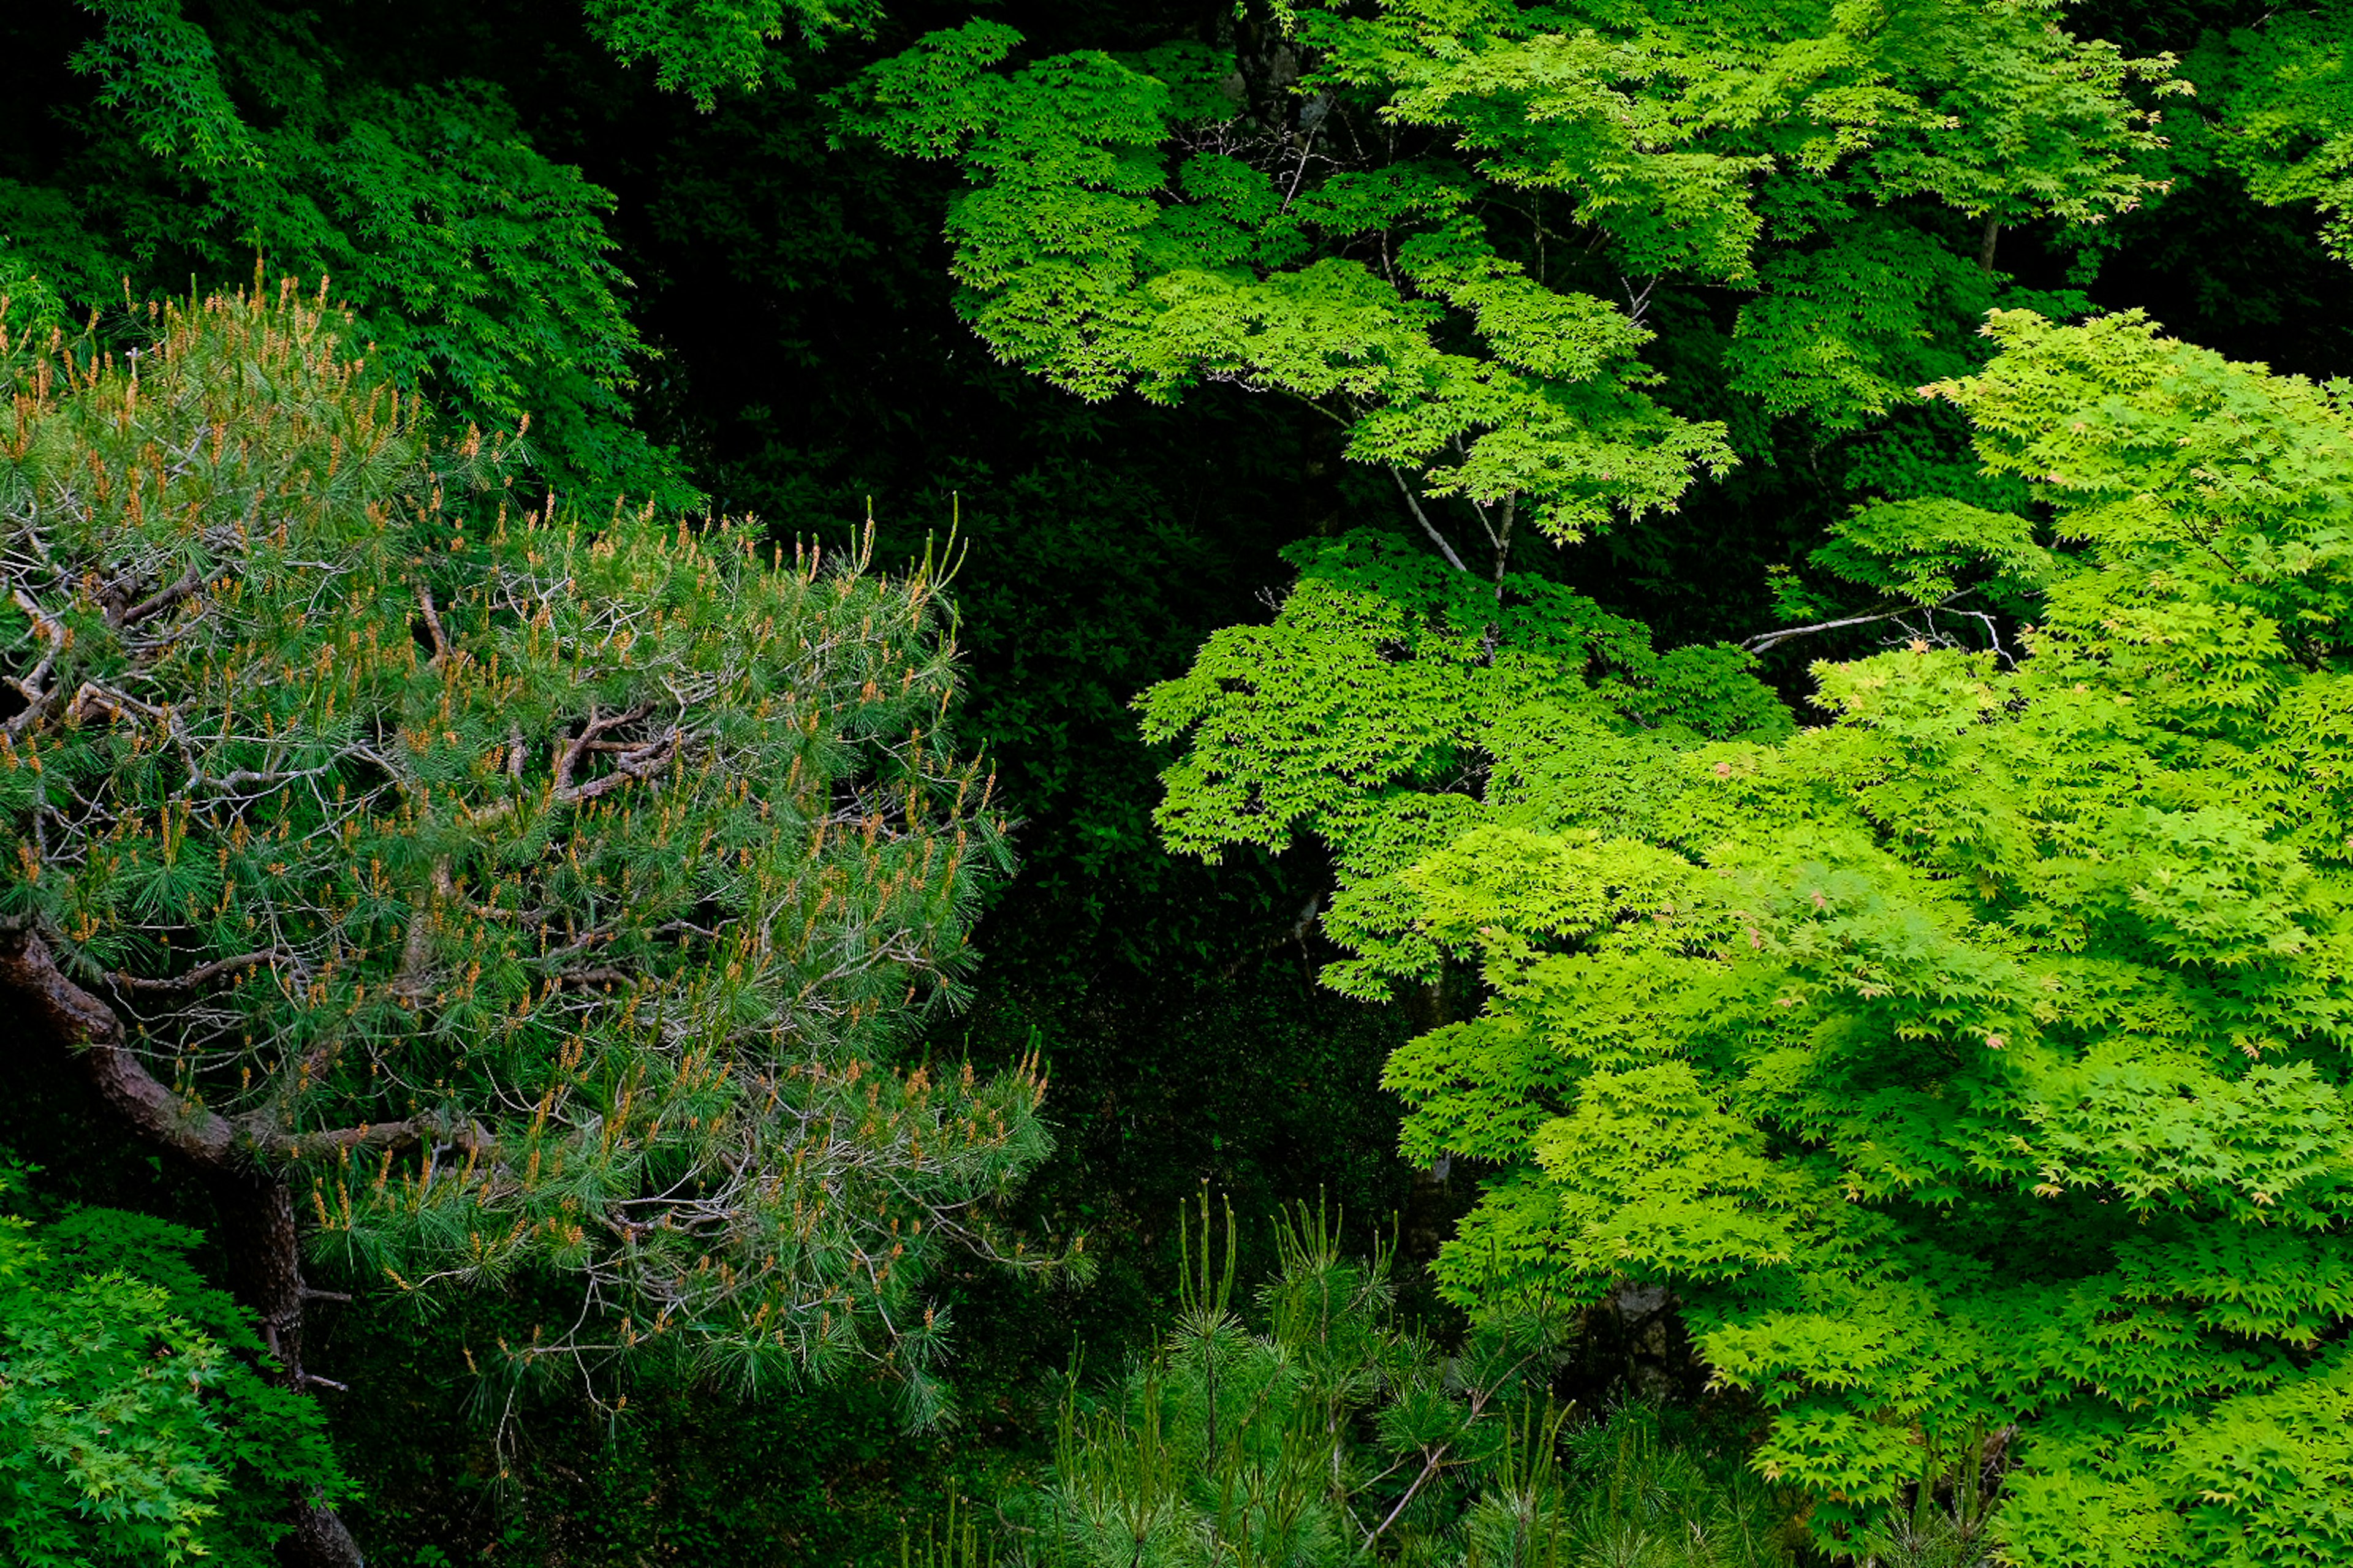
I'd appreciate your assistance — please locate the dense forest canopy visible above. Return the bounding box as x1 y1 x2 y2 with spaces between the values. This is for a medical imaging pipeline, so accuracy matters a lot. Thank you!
2 0 2352 1564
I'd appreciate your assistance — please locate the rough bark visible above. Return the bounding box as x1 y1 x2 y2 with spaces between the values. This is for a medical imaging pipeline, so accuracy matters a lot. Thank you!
1555 1282 1711 1411
204 1167 366 1567
0 921 368 1568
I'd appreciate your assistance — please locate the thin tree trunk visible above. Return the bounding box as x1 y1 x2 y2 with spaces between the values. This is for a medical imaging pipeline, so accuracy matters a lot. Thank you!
0 922 368 1568
1399 970 1457 1268
206 1167 365 1567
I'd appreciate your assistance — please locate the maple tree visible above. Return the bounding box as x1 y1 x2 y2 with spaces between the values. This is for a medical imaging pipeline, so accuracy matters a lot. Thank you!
846 0 2177 580
1361 312 2353 1563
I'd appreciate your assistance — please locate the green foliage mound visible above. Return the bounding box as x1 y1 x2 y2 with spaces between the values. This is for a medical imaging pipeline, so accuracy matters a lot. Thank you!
1370 310 2353 1562
0 1161 346 1566
0 280 1053 1425
6 0 682 503
845 0 2176 565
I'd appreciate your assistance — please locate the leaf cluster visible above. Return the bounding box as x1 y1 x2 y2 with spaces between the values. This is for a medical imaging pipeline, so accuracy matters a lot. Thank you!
582 0 882 108
844 0 2178 556
1379 312 2353 1561
1137 527 1786 998
6 0 684 504
2177 8 2353 267
0 1159 346 1566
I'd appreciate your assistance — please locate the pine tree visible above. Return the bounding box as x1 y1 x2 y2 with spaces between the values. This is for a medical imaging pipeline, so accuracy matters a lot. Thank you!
0 280 1057 1564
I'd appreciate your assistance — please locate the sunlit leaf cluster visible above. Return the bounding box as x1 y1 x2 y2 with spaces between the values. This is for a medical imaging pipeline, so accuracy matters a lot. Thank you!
1138 528 1786 998
847 0 2178 555
1373 313 2353 1562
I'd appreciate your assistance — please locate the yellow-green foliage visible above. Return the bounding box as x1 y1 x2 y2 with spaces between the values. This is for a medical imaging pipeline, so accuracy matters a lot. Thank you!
1384 312 2353 1562
0 282 1054 1424
0 1162 347 1566
1137 529 1786 998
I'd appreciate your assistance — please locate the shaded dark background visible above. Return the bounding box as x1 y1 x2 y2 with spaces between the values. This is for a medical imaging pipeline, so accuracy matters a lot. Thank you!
2 0 2346 1558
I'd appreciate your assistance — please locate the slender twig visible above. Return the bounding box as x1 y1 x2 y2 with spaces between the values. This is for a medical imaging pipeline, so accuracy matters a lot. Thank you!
112 949 279 993
1624 274 1659 324
64 682 161 726
1743 605 1915 655
413 585 451 663
120 566 205 629
549 966 638 990
1955 608 2014 664
552 703 653 794
1491 493 1517 597
6 589 64 735
1746 586 2017 657
1390 469 1469 574
1281 107 1327 211
1370 1444 1450 1543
